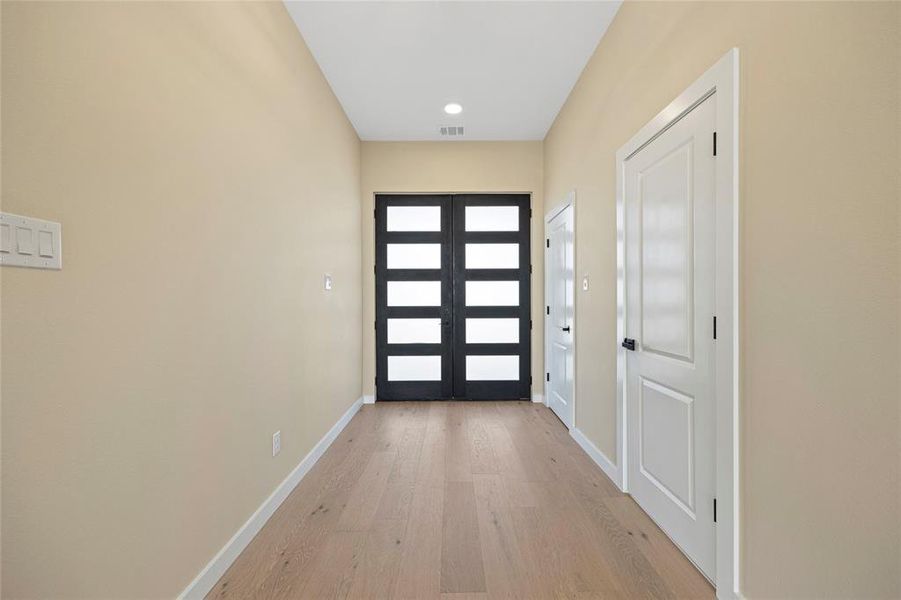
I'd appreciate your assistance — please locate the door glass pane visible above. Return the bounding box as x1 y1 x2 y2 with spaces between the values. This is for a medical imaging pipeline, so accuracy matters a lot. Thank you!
388 355 441 381
466 355 519 381
465 318 519 344
465 244 519 269
465 281 519 306
387 281 441 306
388 318 441 344
387 243 441 269
386 206 441 231
465 206 519 232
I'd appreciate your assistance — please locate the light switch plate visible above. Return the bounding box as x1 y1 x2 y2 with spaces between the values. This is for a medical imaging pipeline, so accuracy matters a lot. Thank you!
324 274 333 291
0 212 62 270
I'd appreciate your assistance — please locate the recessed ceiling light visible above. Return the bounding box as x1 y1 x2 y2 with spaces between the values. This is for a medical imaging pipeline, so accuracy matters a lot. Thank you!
444 102 463 115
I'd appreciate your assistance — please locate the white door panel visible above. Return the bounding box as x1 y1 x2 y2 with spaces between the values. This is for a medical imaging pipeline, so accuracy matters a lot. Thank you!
545 202 575 429
625 95 716 578
639 141 695 362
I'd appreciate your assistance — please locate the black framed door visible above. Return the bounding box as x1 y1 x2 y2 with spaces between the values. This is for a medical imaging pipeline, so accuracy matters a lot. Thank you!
375 193 530 400
452 195 531 399
375 195 453 400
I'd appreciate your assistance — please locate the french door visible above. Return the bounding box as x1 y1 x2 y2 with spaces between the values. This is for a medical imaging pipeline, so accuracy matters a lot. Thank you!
375 194 531 400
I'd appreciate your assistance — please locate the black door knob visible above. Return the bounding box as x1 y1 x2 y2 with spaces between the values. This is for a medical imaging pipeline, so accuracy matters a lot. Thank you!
561 326 571 332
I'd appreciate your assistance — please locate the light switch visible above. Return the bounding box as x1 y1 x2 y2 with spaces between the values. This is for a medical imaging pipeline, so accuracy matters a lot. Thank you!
16 227 33 255
38 230 54 257
0 224 10 253
324 274 333 291
582 275 589 291
0 212 62 269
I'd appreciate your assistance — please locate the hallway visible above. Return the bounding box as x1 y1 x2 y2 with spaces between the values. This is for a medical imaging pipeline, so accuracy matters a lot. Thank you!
209 401 713 599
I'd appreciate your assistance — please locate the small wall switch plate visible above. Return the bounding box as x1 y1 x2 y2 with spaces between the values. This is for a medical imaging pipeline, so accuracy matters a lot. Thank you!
272 431 281 457
324 274 333 291
0 212 62 269
582 275 589 291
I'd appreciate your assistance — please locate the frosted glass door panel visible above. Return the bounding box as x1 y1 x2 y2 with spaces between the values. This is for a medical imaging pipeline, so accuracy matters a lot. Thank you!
466 318 519 344
386 206 441 231
465 206 519 231
387 243 441 269
388 355 441 381
466 355 519 381
387 318 442 344
465 281 519 306
387 281 441 306
465 244 519 269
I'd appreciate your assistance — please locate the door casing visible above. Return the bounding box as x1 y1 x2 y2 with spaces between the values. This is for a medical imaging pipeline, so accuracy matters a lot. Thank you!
615 49 739 597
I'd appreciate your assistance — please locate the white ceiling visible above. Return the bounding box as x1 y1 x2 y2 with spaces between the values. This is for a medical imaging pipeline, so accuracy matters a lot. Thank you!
285 1 621 141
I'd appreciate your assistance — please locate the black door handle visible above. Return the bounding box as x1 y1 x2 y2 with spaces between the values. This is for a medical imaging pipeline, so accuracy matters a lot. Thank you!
561 326 571 332
622 338 636 351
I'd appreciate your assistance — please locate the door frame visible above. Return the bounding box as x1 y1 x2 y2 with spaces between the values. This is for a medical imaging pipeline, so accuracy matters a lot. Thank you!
615 49 740 597
543 191 576 429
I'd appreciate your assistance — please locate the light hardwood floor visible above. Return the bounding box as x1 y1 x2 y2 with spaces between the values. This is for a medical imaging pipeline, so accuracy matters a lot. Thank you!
208 401 714 599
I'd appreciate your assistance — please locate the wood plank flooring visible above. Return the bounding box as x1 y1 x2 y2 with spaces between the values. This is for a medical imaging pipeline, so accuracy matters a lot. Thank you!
208 401 714 599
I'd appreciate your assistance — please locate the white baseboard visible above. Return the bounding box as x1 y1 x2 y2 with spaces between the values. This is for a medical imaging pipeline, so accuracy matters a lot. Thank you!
570 427 624 491
718 588 744 600
531 393 544 404
362 395 375 404
178 396 365 599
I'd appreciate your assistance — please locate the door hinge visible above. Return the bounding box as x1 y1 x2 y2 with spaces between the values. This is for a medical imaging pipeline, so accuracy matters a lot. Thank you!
530 208 533 218
373 208 377 219
530 375 533 384
713 498 717 523
546 238 550 248
546 372 550 382
546 305 550 315
374 264 376 275
530 319 533 330
374 320 377 330
530 264 533 274
713 132 717 157
713 316 717 340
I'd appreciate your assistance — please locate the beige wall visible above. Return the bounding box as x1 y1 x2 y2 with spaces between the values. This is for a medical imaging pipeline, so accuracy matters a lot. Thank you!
2 1 899 598
544 1 900 597
361 142 543 398
0 2 361 597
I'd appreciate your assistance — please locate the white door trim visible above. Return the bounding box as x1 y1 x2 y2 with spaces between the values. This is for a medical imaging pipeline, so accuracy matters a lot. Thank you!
615 48 739 599
544 191 576 426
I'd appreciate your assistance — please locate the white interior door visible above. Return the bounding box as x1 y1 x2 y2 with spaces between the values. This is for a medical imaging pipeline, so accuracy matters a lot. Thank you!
545 202 574 429
624 95 717 578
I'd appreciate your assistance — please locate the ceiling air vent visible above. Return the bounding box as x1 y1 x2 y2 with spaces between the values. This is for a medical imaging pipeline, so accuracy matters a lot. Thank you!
439 125 464 137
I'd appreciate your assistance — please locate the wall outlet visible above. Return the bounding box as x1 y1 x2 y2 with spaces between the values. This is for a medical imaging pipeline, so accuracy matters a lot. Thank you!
272 431 281 457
